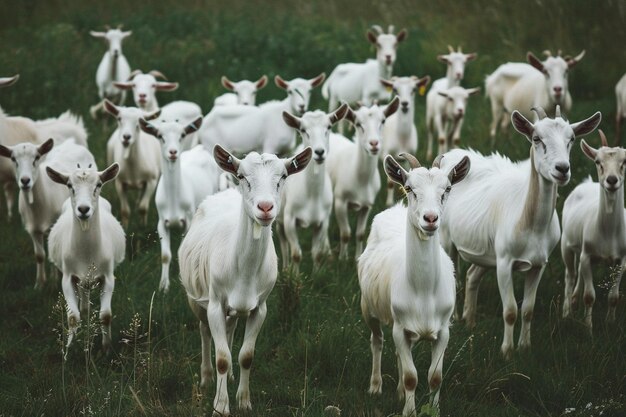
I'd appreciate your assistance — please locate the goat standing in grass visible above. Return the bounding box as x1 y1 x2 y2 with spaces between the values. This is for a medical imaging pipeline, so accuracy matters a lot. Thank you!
89 25 132 118
439 107 601 358
561 130 626 332
47 163 124 352
179 145 311 416
359 153 470 416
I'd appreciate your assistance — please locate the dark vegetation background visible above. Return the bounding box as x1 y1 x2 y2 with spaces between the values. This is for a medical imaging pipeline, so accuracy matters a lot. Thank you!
0 0 625 416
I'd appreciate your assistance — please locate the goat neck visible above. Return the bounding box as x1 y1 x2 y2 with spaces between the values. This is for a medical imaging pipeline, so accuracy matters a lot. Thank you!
234 200 273 275
597 181 625 233
516 147 558 232
406 216 441 293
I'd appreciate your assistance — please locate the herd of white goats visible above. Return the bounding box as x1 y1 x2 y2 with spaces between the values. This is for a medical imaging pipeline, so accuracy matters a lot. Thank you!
1 24 625 416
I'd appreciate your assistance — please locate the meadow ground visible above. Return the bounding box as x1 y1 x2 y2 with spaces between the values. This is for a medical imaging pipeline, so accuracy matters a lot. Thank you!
0 1 625 416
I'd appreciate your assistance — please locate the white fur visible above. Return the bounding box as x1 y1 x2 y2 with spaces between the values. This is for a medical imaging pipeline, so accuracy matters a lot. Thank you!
140 118 219 291
616 73 626 141
358 155 467 416
326 98 399 260
276 106 346 272
47 165 125 352
104 101 161 227
561 138 626 331
0 139 96 288
322 25 407 133
486 50 585 141
425 86 480 160
89 28 132 117
439 109 601 359
178 146 311 416
213 75 268 107
200 74 325 156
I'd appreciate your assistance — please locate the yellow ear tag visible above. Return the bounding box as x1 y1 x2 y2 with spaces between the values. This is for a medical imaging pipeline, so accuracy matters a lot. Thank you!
419 85 426 96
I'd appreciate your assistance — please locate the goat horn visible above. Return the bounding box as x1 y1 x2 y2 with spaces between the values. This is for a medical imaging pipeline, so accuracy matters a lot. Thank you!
571 49 586 62
432 154 444 168
447 45 455 53
128 69 143 81
104 24 111 31
371 25 383 35
599 129 609 147
149 70 167 80
555 105 562 119
398 152 420 169
388 25 395 34
531 107 547 120
543 49 552 57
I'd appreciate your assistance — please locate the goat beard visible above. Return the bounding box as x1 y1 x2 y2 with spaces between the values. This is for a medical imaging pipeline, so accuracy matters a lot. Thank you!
79 218 90 231
123 147 131 159
253 222 262 239
24 189 34 204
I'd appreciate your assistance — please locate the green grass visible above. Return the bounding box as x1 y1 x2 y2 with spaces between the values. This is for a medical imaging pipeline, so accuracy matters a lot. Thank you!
0 1 625 416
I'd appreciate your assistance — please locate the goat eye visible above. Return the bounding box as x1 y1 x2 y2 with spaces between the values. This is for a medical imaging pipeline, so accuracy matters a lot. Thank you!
532 136 541 143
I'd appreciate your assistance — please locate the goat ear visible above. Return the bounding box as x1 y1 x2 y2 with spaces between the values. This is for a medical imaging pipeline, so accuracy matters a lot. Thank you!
139 118 159 138
367 30 378 45
99 163 120 184
38 138 54 156
465 52 478 61
274 75 289 90
144 109 161 121
184 117 203 136
571 112 602 137
103 99 119 117
449 156 471 185
90 31 106 38
310 73 326 88
580 139 598 161
221 76 235 91
380 78 394 89
527 52 545 73
256 75 268 89
0 144 12 159
282 111 301 130
384 155 408 186
155 82 178 91
467 87 481 96
0 74 19 88
567 50 585 68
396 29 408 43
285 147 312 176
214 144 240 175
417 76 431 88
437 55 450 64
437 91 449 99
511 111 534 141
113 81 134 90
384 97 400 118
122 30 132 38
329 103 349 125
46 166 69 185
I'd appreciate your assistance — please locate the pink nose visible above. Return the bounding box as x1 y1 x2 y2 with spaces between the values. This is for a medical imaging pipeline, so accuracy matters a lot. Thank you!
553 86 562 94
257 202 274 213
169 150 177 156
369 140 379 148
423 213 438 223
139 94 146 99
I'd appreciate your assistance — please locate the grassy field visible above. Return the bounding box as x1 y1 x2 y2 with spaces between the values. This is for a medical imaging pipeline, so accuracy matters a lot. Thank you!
0 1 625 416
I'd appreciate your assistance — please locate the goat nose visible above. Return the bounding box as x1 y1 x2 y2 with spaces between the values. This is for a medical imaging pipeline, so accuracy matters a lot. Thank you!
423 213 439 223
257 202 274 213
401 101 409 107
78 205 90 215
139 93 146 98
314 149 325 156
123 134 131 141
169 149 178 156
20 176 30 186
553 86 563 93
607 175 618 185
369 140 379 148
555 162 570 174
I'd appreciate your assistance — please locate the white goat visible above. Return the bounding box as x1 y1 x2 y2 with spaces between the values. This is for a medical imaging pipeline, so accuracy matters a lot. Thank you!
326 98 400 260
139 117 219 291
178 145 312 416
213 75 268 106
89 25 132 118
0 139 96 288
276 104 348 273
486 50 585 141
359 153 470 416
103 99 161 227
47 163 124 352
439 107 601 359
380 75 431 205
561 130 626 332
115 70 202 150
200 74 325 156
425 86 480 161
616 73 626 142
323 25 407 133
